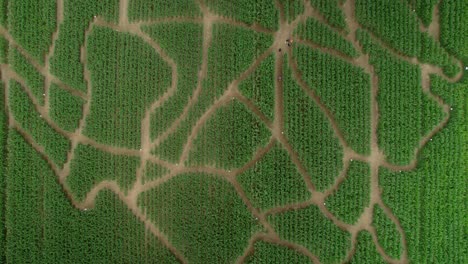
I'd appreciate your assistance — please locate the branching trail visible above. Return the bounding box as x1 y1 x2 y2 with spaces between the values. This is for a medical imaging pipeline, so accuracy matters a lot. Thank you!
1 0 464 263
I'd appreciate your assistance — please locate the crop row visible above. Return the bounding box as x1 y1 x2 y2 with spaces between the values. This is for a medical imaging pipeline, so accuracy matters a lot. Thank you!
238 143 311 211
129 0 201 22
357 29 445 165
293 44 370 155
350 231 385 263
4 130 177 262
295 17 358 58
325 161 370 224
153 24 272 163
309 0 347 30
379 76 467 263
143 23 203 140
205 0 278 30
8 80 69 166
187 100 270 169
268 205 350 263
283 57 343 191
10 48 45 105
138 172 260 263
50 0 120 92
355 0 459 77
439 0 467 61
238 54 275 120
405 0 438 27
66 143 139 201
7 0 55 63
84 26 172 149
49 83 85 132
245 240 311 263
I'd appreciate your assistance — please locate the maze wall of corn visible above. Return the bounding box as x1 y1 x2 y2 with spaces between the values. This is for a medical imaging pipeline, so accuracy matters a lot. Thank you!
0 0 466 263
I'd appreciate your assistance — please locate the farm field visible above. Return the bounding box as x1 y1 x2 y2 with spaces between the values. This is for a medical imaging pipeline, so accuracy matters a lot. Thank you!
0 0 466 263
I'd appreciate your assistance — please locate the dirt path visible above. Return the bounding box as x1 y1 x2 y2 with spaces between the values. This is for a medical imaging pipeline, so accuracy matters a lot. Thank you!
1 0 464 263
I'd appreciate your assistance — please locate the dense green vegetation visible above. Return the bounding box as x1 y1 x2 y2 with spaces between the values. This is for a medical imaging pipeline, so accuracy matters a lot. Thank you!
188 100 270 169
67 143 140 201
355 0 459 77
245 240 311 263
238 54 275 120
293 44 370 155
49 84 84 132
8 81 69 166
139 173 261 263
50 0 119 92
4 131 177 263
238 143 310 211
9 48 44 104
85 26 171 149
269 205 351 263
205 0 278 30
1 0 466 263
379 76 467 263
154 24 272 163
283 58 343 191
309 0 347 30
143 23 203 140
6 0 55 63
129 0 201 21
350 231 385 264
357 29 446 165
295 17 357 58
325 161 370 224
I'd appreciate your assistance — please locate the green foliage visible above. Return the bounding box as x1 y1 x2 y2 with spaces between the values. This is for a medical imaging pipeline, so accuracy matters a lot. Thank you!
379 78 467 263
269 205 350 263
139 173 260 263
49 84 84 132
143 23 203 140
245 240 311 263
373 206 402 259
283 0 304 23
129 0 201 21
67 143 139 201
85 26 171 149
205 0 278 30
357 30 446 165
188 100 270 169
440 0 468 60
8 81 69 166
9 48 45 104
4 130 178 263
309 0 347 30
7 0 55 63
284 58 343 191
355 0 459 76
238 143 310 211
293 44 370 155
405 0 438 27
0 81 7 263
143 162 169 183
154 24 272 162
326 161 370 224
295 17 357 58
50 0 119 92
238 54 275 120
0 35 7 63
350 231 385 264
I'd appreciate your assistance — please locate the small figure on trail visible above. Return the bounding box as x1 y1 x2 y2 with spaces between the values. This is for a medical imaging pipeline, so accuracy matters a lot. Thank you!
286 38 293 47
278 75 282 81
279 48 282 52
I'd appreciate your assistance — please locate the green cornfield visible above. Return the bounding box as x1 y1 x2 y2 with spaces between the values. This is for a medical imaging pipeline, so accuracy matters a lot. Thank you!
0 0 466 263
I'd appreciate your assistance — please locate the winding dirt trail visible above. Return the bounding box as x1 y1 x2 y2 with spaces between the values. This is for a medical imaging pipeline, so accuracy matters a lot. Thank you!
1 0 464 263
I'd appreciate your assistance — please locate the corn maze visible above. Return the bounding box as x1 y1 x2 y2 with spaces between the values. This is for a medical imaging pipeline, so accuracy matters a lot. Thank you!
0 0 466 263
